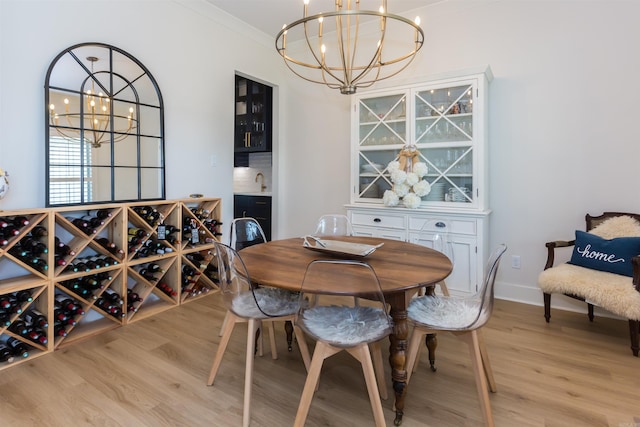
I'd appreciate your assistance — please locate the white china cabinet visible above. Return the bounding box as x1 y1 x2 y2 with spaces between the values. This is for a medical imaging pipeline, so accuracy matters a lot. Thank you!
347 67 492 294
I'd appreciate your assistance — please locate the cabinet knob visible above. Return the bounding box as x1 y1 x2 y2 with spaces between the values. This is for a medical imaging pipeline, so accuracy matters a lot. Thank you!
373 218 381 223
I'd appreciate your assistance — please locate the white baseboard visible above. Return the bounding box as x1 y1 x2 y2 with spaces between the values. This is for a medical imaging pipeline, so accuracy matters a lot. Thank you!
494 280 622 320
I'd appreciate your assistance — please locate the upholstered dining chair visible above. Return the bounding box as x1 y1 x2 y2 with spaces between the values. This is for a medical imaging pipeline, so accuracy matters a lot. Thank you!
207 242 311 427
225 217 296 355
405 244 507 427
293 259 393 427
313 214 354 237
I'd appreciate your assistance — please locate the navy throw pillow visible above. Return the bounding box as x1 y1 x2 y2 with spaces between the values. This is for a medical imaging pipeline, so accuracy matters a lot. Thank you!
569 230 640 277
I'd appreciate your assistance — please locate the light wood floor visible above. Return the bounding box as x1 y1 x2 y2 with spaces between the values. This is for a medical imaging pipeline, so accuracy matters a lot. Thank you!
1 295 639 426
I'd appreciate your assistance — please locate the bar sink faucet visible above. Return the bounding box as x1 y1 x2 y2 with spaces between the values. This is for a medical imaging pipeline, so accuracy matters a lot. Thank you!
255 172 266 192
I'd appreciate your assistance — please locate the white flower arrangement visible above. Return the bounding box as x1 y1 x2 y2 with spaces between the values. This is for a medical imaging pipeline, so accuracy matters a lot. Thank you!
382 147 431 209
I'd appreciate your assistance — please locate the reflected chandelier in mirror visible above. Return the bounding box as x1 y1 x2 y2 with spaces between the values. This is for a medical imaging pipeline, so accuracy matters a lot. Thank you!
45 42 165 207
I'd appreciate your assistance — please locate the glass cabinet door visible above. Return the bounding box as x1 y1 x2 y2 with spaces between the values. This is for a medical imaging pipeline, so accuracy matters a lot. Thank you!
356 93 408 200
234 76 272 153
353 76 484 208
414 83 475 206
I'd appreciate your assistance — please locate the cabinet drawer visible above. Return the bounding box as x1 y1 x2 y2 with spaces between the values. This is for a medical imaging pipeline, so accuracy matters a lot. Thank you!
351 212 406 229
409 216 477 236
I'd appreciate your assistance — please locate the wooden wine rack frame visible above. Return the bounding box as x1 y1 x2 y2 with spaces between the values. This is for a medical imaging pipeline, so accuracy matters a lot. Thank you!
0 197 222 370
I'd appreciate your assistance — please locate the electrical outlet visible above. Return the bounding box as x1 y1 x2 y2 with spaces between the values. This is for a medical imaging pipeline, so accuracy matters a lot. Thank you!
511 255 521 269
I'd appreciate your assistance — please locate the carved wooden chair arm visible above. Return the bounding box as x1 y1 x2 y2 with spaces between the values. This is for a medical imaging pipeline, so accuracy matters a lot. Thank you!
543 240 575 270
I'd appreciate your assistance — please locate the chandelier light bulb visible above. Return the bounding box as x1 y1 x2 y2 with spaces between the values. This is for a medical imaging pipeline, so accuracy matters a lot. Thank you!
415 16 420 26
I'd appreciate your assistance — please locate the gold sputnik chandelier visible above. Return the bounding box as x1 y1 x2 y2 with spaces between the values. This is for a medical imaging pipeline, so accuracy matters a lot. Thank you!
275 0 424 94
49 56 137 148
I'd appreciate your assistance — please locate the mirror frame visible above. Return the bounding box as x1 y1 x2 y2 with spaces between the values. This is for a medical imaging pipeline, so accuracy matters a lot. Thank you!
45 42 165 207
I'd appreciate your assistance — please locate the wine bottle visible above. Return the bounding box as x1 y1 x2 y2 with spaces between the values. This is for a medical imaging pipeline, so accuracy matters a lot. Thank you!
128 228 150 238
0 343 15 363
0 218 9 228
66 216 88 229
5 300 23 315
54 239 76 256
157 282 177 297
5 337 29 358
87 209 112 219
0 225 20 237
103 288 123 305
11 216 30 227
127 288 143 303
28 327 48 345
24 308 48 328
96 237 124 255
27 258 48 273
54 294 84 315
8 319 29 335
53 322 68 337
0 312 12 327
20 237 48 255
136 268 158 282
0 296 13 309
30 225 49 239
14 290 33 303
95 272 113 283
81 215 105 228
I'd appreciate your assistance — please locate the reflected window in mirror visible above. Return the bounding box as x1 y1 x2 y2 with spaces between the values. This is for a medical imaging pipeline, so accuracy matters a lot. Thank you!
45 42 165 206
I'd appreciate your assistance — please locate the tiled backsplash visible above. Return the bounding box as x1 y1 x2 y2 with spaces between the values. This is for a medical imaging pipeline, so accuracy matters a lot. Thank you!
233 152 273 193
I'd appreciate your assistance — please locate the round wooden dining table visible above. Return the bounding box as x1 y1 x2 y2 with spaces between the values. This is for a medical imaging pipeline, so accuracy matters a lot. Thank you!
238 236 452 425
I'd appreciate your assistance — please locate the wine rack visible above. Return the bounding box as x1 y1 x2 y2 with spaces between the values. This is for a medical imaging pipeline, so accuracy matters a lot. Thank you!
0 197 222 370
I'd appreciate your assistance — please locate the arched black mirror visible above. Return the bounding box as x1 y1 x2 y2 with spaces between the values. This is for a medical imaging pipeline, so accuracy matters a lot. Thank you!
45 42 165 206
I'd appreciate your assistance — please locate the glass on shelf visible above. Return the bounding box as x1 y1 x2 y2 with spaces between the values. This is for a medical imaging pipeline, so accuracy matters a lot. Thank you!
359 94 406 124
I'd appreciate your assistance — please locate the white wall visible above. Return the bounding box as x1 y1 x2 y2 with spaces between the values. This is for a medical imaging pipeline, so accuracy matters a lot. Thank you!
2 0 640 313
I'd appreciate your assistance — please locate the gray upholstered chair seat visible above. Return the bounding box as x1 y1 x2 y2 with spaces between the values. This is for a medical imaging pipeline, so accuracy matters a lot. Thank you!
231 287 300 319
408 295 481 330
300 305 392 347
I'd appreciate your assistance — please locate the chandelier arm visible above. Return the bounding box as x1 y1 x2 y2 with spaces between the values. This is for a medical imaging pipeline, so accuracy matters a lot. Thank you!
334 13 351 89
354 47 422 88
349 22 386 88
280 54 344 89
301 19 326 74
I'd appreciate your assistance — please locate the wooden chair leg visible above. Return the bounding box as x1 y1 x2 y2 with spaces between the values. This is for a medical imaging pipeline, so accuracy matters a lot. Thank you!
426 333 438 372
243 319 259 427
587 303 594 322
460 330 495 427
219 311 230 336
293 325 312 371
406 326 426 383
543 292 551 323
294 342 341 427
629 319 640 357
207 311 238 385
348 344 387 427
266 320 278 360
439 280 450 296
369 340 388 400
477 329 497 393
